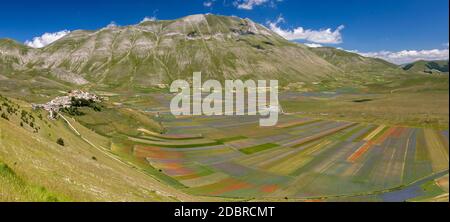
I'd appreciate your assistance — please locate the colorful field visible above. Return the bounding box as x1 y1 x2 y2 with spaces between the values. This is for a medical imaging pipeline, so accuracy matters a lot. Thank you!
122 103 449 201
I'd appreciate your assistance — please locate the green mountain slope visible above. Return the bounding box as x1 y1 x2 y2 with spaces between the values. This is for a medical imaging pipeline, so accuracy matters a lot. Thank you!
403 60 449 74
310 47 401 74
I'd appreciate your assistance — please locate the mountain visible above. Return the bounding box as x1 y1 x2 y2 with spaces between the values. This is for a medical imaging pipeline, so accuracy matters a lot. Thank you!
0 14 344 90
402 60 449 74
309 47 401 74
0 39 31 73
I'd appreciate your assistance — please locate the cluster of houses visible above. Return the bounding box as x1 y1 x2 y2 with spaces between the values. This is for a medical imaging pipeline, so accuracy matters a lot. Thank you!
32 90 101 119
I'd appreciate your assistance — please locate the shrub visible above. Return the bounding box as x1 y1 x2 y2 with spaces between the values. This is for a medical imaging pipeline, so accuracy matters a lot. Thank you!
70 97 102 112
61 107 84 116
0 163 15 176
21 110 28 118
90 103 103 112
1 113 8 120
56 138 65 146
71 97 93 107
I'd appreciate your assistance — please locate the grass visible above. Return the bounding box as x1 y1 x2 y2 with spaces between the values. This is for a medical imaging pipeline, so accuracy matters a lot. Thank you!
74 106 164 137
0 161 66 202
215 136 248 143
409 180 447 202
281 89 449 130
240 143 280 155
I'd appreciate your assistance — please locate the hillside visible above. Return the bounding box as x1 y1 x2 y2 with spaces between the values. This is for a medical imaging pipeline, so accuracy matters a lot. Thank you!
310 47 402 74
403 60 449 74
0 94 219 201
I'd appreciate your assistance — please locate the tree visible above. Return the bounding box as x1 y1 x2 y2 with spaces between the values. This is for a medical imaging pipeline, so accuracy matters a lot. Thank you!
56 138 65 146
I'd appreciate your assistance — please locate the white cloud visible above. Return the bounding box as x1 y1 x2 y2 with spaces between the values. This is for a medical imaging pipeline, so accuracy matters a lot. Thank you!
268 15 344 44
304 43 323 48
25 30 70 48
234 0 282 10
140 16 157 23
234 0 268 10
355 49 449 64
203 0 214 7
106 21 118 28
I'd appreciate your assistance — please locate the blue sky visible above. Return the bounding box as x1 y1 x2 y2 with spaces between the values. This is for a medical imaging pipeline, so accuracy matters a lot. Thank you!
1 0 448 63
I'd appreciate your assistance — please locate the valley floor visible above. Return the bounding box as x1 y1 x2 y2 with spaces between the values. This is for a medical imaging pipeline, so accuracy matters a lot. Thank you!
1 85 449 202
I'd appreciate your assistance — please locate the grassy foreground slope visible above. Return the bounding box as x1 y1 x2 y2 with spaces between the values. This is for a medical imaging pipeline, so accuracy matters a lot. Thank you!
0 160 67 202
0 95 216 202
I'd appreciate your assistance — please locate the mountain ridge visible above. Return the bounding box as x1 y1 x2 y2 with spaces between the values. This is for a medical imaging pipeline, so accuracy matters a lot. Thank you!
309 47 401 74
1 14 402 92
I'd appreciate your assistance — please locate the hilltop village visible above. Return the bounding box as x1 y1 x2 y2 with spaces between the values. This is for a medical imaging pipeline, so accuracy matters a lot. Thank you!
32 90 102 119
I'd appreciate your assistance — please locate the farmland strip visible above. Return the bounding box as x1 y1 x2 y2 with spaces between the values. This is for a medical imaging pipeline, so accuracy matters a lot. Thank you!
240 143 280 155
276 119 321 129
347 127 396 163
138 128 203 140
288 122 357 148
424 129 449 172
